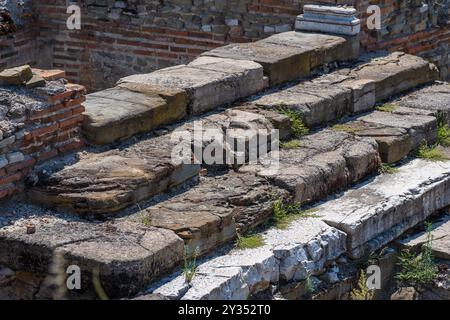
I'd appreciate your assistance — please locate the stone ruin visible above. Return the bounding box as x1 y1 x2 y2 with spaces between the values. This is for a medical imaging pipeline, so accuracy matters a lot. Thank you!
0 4 450 300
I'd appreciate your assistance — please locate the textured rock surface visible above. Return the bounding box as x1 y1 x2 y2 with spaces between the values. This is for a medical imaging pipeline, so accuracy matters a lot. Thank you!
399 215 450 260
28 134 200 214
394 84 450 123
241 129 381 204
0 211 184 298
150 219 346 300
317 158 450 259
333 110 437 163
204 31 357 86
244 52 436 128
83 86 187 145
143 172 288 255
118 58 265 115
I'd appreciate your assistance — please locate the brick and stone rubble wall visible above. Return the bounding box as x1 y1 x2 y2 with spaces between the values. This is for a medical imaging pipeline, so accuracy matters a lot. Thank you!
0 0 39 72
0 0 449 89
0 71 85 200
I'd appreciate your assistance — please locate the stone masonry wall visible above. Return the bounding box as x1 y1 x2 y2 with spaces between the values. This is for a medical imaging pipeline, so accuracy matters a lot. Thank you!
0 69 85 200
0 0 449 90
0 0 39 71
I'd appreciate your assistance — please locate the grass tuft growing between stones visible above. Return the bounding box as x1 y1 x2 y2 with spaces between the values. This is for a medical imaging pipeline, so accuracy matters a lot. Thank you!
396 222 437 288
280 139 302 149
141 214 152 227
350 270 374 300
183 246 200 284
437 112 450 147
236 233 265 249
332 123 360 134
277 104 309 138
378 163 399 175
417 142 448 161
272 199 320 229
376 103 397 113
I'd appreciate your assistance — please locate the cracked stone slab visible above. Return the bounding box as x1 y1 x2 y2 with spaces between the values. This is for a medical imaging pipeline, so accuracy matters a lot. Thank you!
247 74 353 127
149 218 346 300
393 83 450 123
174 108 277 167
83 86 187 145
333 110 437 163
142 172 288 255
28 134 201 214
118 60 264 115
317 158 450 259
260 31 359 69
240 129 380 205
399 215 450 261
0 214 184 298
342 52 438 108
357 111 437 149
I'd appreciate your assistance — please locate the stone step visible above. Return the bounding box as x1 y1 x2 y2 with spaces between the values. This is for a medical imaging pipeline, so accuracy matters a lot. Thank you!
0 204 184 299
317 156 450 259
141 172 288 256
204 31 359 86
333 110 437 163
399 214 450 261
146 154 450 300
243 52 438 128
28 134 200 214
240 129 381 205
148 218 346 300
82 85 187 145
118 57 266 116
84 30 359 146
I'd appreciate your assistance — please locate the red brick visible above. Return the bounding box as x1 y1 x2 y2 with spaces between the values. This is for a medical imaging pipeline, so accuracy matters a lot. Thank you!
58 114 84 129
31 124 59 138
37 149 58 163
0 172 23 185
5 158 36 175
58 139 84 154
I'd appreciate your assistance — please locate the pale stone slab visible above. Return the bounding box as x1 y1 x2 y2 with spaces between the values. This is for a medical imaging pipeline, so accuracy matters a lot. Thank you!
150 218 345 300
317 158 450 258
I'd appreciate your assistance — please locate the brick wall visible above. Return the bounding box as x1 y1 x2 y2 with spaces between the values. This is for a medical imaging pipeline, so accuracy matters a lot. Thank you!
0 71 85 200
0 0 449 90
0 0 39 72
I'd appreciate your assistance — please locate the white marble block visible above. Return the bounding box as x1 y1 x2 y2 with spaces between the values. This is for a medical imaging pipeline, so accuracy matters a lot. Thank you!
295 5 361 36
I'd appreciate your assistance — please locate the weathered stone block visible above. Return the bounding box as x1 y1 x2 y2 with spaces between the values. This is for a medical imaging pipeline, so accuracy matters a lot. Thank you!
119 64 251 114
83 86 186 145
0 65 33 85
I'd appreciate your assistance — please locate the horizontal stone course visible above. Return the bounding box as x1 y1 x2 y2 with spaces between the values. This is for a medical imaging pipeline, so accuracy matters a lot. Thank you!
0 212 184 298
150 218 346 300
317 158 450 259
244 52 438 128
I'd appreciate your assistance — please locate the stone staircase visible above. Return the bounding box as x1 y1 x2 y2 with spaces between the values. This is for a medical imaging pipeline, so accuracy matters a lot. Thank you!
1 28 450 300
